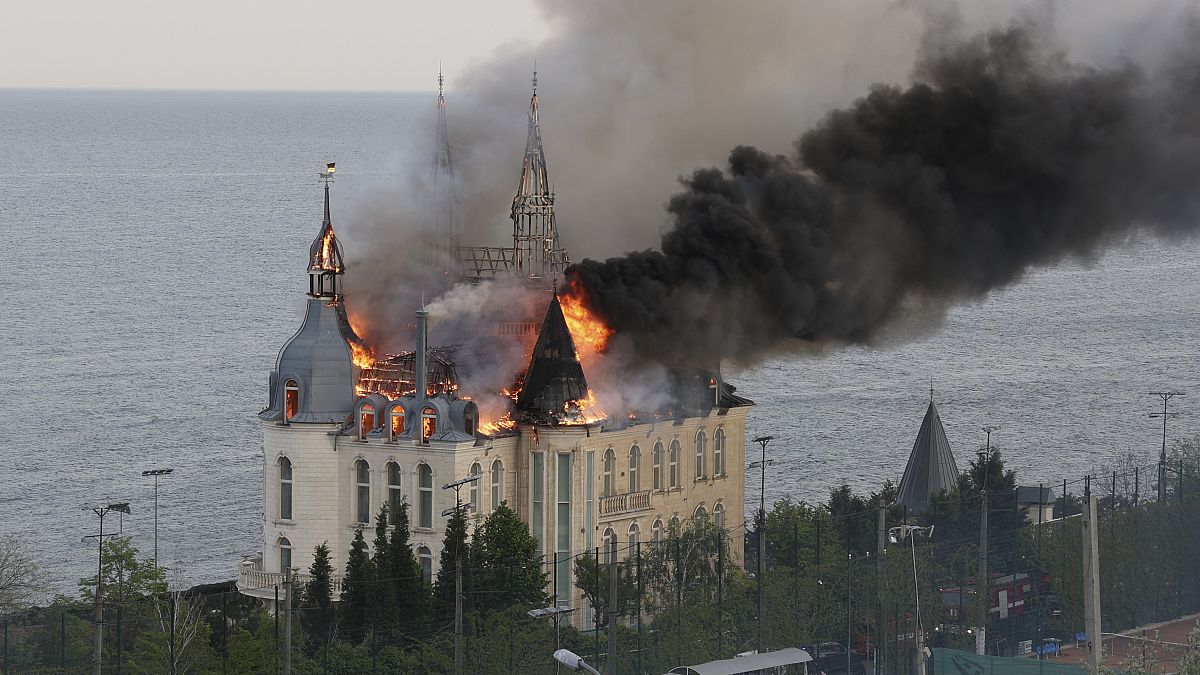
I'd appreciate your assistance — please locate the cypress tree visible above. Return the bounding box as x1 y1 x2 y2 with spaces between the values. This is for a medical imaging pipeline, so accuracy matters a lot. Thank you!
387 499 427 640
370 503 393 624
340 527 373 645
299 542 334 655
433 507 470 626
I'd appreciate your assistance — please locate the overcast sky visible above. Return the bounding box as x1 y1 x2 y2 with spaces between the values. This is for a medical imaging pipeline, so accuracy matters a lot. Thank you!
1 0 549 91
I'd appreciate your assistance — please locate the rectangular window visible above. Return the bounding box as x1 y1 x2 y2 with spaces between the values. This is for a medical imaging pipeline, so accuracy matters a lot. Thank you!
532 453 545 555
556 453 572 605
280 483 292 521
585 450 594 552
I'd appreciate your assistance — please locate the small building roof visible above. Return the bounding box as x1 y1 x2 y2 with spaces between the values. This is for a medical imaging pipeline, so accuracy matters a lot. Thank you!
896 399 960 512
1016 486 1056 505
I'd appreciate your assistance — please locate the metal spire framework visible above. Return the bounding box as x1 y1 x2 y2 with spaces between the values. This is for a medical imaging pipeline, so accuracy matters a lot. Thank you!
432 68 461 259
458 70 571 286
511 68 569 281
308 163 345 299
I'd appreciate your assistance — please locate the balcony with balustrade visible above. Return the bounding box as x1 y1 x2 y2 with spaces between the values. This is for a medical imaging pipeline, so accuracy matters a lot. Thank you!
599 489 653 518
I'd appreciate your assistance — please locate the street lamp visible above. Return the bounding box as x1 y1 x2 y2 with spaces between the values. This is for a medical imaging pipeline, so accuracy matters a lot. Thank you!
749 435 774 656
890 524 934 675
142 468 174 570
84 502 130 675
530 606 577 673
553 649 602 675
442 471 482 675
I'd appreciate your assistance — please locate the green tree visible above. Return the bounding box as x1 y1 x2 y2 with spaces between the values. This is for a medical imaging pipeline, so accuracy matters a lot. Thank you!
340 528 373 645
433 507 470 624
299 542 334 655
573 553 636 627
470 502 548 613
386 498 426 640
78 536 166 605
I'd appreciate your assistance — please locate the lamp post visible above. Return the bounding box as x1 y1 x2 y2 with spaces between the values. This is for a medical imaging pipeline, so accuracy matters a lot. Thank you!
442 471 482 675
84 502 130 675
977 426 998 656
530 606 577 674
553 649 602 675
890 524 934 675
749 435 774 655
141 469 174 570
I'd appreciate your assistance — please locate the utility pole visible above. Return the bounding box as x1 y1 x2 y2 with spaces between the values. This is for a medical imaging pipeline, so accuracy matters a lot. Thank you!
750 436 773 655
1149 392 1183 502
442 471 482 675
977 426 998 656
876 507 886 675
84 502 129 675
607 539 618 675
283 566 294 675
890 525 935 675
1081 492 1102 673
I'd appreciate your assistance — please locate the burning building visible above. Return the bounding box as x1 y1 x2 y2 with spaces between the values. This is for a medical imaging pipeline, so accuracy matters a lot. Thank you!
237 77 752 618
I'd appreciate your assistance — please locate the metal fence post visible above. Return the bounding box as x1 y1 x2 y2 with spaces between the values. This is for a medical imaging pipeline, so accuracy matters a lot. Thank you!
60 610 66 670
116 606 123 675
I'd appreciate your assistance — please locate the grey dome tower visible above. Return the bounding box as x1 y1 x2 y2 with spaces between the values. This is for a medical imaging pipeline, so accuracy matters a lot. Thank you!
260 169 357 424
896 393 960 512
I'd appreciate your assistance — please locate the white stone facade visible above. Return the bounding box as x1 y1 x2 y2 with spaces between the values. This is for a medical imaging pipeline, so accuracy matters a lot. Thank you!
240 404 748 622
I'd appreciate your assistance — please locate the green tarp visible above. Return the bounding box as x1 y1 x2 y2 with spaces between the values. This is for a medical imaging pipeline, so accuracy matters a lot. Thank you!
933 648 1085 675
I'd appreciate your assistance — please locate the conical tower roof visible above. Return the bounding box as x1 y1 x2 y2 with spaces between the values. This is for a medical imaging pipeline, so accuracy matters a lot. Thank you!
517 295 589 421
896 399 960 512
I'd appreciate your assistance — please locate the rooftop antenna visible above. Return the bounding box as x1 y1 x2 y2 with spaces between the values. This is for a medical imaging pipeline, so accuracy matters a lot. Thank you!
930 376 934 403
532 60 538 95
438 63 444 98
320 162 335 224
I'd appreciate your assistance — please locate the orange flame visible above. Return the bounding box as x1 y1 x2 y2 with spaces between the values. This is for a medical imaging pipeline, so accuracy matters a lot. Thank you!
559 389 607 425
560 285 612 357
479 414 519 435
311 226 342 272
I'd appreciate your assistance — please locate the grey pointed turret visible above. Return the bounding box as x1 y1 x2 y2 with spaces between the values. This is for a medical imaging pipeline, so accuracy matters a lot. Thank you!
896 398 960 512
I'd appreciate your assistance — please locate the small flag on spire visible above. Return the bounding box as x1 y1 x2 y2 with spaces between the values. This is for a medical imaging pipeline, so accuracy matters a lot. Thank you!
326 163 336 174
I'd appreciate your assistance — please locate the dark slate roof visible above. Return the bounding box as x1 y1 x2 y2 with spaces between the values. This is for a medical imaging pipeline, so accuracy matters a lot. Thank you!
517 295 589 422
896 400 960 512
260 298 356 423
1016 486 1055 505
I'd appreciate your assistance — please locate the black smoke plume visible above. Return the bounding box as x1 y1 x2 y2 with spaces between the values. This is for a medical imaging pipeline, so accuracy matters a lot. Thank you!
568 22 1200 370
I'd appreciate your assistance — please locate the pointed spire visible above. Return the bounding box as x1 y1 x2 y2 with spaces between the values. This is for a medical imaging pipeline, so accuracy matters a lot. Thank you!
432 71 459 256
896 396 960 512
517 294 590 422
308 164 345 298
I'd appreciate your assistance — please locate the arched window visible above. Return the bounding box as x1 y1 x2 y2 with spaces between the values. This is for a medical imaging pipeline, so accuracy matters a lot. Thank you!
278 457 293 520
279 537 292 574
627 521 641 558
387 462 402 525
628 444 641 493
418 463 433 529
714 502 726 530
491 459 504 509
652 442 663 491
695 430 707 479
694 504 708 521
355 459 370 524
652 518 664 543
421 406 438 442
668 440 681 489
669 516 680 534
602 448 615 498
713 428 726 476
418 546 433 584
463 408 478 436
602 527 617 563
390 408 405 440
359 403 375 440
284 380 299 421
468 462 482 514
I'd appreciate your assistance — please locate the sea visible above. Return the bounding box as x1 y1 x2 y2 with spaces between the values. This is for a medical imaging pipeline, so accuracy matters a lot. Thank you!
2 90 1198 594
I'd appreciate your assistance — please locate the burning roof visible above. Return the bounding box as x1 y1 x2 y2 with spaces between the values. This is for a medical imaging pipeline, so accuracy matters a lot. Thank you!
517 295 604 425
356 348 458 400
